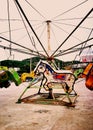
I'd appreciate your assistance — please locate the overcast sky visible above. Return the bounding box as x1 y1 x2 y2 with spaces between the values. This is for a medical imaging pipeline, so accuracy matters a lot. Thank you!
0 0 93 61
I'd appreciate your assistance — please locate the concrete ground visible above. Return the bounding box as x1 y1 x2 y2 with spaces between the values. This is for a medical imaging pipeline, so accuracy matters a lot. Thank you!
0 78 93 130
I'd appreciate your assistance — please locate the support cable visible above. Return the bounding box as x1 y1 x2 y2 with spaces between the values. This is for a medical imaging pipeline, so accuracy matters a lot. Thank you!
0 36 46 58
37 24 46 39
51 8 93 57
53 16 93 21
14 0 49 57
0 27 30 35
54 37 93 57
0 18 42 22
15 23 46 45
29 23 46 55
53 21 92 30
74 28 93 62
24 0 46 20
14 2 39 54
7 0 12 56
14 0 47 57
51 22 82 42
0 44 39 57
0 16 93 22
79 28 93 56
50 24 60 46
52 0 88 20
55 43 93 57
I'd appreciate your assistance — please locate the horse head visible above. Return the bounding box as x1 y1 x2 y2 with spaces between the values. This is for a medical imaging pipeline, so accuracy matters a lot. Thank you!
34 60 46 75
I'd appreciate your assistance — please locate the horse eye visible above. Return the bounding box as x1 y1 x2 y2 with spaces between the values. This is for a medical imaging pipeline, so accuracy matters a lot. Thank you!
39 66 43 69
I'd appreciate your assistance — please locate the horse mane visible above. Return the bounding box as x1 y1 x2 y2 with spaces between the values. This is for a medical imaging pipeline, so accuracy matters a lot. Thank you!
45 63 54 73
34 60 53 72
34 60 73 74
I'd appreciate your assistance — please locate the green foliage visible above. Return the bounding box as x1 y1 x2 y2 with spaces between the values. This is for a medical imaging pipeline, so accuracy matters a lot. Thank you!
0 57 80 74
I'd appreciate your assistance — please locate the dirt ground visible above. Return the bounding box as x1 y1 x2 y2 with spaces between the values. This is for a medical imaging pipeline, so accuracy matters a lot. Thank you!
0 78 93 130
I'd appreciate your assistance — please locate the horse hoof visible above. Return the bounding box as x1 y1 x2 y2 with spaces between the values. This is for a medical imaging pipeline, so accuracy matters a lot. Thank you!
16 99 22 103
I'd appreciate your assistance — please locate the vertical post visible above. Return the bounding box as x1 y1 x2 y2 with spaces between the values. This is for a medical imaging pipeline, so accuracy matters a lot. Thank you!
7 0 12 56
46 20 51 55
51 8 93 57
14 0 49 57
30 58 32 72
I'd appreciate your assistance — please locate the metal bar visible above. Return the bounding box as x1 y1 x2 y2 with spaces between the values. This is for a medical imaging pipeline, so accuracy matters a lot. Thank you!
7 0 12 56
14 0 49 57
52 0 88 20
0 36 46 58
54 41 93 57
51 8 93 57
79 28 93 56
54 37 93 57
0 44 40 57
17 86 30 103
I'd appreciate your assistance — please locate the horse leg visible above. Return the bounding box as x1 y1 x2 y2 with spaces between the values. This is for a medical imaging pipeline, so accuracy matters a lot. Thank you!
37 72 48 94
47 88 55 99
65 92 72 103
38 79 43 94
71 78 77 96
62 83 72 103
47 83 55 99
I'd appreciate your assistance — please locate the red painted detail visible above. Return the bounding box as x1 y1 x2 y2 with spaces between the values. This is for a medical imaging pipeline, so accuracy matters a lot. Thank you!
53 73 66 80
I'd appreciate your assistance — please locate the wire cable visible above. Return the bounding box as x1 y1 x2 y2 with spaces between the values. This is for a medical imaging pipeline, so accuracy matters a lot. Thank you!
53 21 92 30
0 18 43 22
53 16 93 21
51 8 93 57
14 2 34 46
7 0 12 56
0 36 46 58
55 43 93 57
51 22 82 42
14 0 43 57
79 28 93 56
51 0 88 20
0 44 39 57
54 37 93 57
51 24 60 47
24 0 46 20
14 0 49 57
0 27 28 35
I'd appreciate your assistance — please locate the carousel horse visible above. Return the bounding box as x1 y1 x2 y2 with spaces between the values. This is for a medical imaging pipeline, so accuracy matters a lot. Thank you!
82 63 93 90
17 60 77 103
34 60 77 102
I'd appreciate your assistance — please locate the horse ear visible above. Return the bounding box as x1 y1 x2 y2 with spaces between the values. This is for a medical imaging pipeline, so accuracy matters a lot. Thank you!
39 60 42 64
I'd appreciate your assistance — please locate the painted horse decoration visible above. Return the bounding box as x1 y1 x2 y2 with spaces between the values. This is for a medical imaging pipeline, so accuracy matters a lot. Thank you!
17 60 77 103
82 63 93 90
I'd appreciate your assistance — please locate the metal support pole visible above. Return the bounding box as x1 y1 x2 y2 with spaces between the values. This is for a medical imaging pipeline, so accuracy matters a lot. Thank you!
14 0 49 57
51 8 93 57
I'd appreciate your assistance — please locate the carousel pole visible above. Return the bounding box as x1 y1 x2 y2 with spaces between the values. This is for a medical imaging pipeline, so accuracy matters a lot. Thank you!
14 0 49 58
46 20 51 55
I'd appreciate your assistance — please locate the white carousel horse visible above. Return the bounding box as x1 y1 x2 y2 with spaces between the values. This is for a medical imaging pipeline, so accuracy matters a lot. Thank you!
34 60 77 102
17 60 77 103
